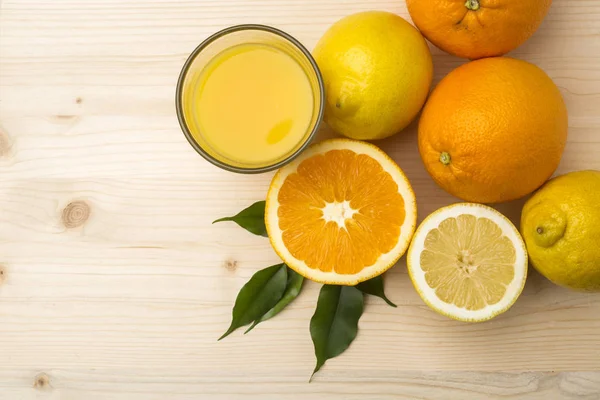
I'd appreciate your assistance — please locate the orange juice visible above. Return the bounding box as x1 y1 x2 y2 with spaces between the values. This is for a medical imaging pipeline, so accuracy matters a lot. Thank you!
184 43 315 168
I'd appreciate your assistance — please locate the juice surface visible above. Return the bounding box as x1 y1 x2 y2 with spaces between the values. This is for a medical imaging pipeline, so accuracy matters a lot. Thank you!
190 43 314 166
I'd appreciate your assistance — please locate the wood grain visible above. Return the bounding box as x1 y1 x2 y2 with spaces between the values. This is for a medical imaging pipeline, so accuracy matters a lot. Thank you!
1 0 600 398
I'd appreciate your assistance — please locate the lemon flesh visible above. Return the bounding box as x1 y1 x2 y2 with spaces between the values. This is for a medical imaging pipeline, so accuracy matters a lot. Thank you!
408 203 527 322
521 170 600 291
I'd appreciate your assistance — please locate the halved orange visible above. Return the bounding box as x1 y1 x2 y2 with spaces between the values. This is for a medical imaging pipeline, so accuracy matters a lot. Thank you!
265 139 417 285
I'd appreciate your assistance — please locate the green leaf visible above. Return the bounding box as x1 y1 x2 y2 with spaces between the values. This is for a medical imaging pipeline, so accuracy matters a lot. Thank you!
309 285 364 380
245 267 305 333
219 263 287 340
213 201 267 237
356 275 397 308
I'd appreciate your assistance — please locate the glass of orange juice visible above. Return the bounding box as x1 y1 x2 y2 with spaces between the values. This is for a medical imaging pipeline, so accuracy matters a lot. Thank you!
176 25 324 173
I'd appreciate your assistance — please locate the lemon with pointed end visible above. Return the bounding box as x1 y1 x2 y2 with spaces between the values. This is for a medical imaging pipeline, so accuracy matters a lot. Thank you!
313 11 433 140
521 170 600 291
407 203 528 322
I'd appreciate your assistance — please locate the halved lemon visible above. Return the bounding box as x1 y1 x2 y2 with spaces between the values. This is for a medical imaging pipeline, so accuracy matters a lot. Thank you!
266 139 417 285
407 203 527 322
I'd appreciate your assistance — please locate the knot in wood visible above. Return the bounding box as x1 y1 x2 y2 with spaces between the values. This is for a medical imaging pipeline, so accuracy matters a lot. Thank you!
62 201 91 228
33 373 52 390
223 259 238 272
0 131 11 157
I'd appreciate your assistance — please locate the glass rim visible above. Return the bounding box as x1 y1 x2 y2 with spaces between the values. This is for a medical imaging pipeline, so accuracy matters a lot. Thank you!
175 24 325 174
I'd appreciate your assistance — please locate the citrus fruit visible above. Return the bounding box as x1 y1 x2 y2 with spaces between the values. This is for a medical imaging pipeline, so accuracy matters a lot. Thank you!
418 57 568 203
407 203 528 322
265 138 417 285
521 170 600 292
406 0 552 59
313 11 433 141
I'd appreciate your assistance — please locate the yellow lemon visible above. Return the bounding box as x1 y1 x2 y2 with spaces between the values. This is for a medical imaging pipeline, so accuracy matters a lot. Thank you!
521 170 600 291
313 11 433 140
407 203 528 322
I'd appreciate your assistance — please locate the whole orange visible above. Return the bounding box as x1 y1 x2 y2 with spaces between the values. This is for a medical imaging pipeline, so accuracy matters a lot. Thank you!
406 0 552 59
418 57 568 204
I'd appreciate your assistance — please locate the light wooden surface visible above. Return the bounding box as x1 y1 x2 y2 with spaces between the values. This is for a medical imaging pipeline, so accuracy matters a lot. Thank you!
1 0 600 399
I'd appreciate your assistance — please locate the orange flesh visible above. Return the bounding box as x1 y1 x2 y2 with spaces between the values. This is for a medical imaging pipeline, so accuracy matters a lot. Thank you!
277 149 405 275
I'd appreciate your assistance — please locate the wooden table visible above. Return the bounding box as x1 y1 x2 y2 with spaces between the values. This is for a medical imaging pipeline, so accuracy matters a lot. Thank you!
1 0 600 398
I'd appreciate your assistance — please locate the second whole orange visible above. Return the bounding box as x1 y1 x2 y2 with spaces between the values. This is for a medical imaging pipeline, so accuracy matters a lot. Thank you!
418 57 568 204
406 0 552 60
